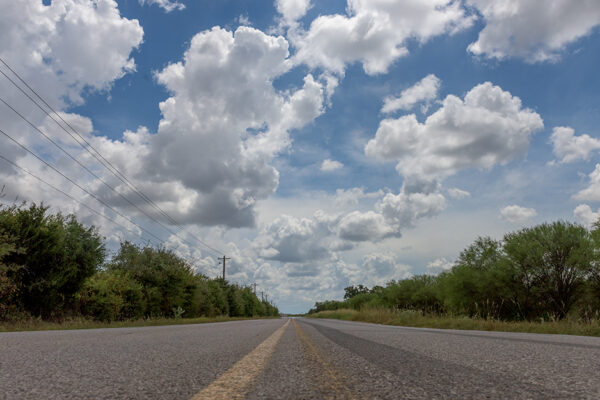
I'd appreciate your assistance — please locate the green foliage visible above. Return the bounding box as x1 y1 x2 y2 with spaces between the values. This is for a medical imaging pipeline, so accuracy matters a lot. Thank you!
78 270 145 321
343 284 370 299
0 231 24 320
0 203 105 318
311 221 600 322
107 242 197 318
0 201 278 323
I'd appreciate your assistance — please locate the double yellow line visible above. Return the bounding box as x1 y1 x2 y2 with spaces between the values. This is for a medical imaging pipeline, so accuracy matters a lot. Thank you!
192 319 355 399
191 320 290 400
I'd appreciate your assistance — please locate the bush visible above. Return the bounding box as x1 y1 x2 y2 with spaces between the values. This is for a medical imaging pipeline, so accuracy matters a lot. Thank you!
79 270 145 321
0 203 105 318
107 242 196 317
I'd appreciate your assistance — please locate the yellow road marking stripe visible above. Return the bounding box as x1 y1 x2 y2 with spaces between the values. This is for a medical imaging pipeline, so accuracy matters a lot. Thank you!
293 319 356 399
191 319 290 400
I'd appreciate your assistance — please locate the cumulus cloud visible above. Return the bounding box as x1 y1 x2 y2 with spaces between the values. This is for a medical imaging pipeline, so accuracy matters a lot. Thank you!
500 205 537 224
574 164 600 202
338 211 393 242
550 126 600 164
0 0 147 246
467 0 600 62
447 188 471 199
426 257 454 275
382 74 441 113
292 0 473 75
360 254 412 285
276 0 312 25
0 0 143 106
93 27 326 228
252 212 338 263
139 0 185 12
320 159 343 172
574 204 600 227
377 190 446 230
366 82 544 187
333 187 384 207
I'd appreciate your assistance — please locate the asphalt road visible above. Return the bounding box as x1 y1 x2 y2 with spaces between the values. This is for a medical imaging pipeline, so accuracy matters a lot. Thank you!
1 317 600 399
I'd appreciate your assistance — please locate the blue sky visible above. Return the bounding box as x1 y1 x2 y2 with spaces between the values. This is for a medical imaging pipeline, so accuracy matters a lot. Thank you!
1 0 600 313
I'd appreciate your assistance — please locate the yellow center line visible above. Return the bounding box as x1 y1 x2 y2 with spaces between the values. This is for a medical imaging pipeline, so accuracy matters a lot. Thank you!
293 319 357 399
191 319 290 400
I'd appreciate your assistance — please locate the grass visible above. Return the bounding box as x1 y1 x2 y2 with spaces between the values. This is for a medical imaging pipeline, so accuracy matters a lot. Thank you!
307 308 600 337
0 315 279 333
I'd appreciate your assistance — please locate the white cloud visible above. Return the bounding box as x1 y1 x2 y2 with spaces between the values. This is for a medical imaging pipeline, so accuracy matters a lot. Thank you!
276 0 312 24
292 0 473 75
0 0 143 106
467 0 600 62
338 211 394 242
333 187 384 207
382 74 441 113
320 159 343 172
550 126 600 164
366 82 544 187
236 14 252 26
139 0 185 13
426 257 454 275
574 164 600 202
360 254 412 285
500 205 537 224
447 187 471 199
93 27 326 228
252 212 338 263
574 204 600 227
0 0 146 246
377 189 446 230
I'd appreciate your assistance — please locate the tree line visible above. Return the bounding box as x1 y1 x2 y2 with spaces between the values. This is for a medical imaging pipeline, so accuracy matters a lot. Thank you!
0 202 278 322
309 220 600 322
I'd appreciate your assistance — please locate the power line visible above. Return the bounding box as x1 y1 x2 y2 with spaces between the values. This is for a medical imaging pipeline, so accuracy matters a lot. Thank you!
0 154 159 247
0 57 227 258
0 127 167 245
0 153 209 271
0 95 222 259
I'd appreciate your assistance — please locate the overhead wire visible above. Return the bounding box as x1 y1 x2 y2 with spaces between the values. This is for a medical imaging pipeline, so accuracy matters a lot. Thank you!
0 57 227 258
0 94 221 260
0 150 209 271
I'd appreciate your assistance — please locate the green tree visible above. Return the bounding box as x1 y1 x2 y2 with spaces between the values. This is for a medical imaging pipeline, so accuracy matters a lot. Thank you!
0 231 24 320
504 221 593 319
0 203 105 318
108 242 196 317
78 270 146 321
344 284 370 299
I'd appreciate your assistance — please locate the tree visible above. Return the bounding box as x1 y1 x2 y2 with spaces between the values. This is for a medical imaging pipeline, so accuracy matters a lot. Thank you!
504 221 593 319
0 231 24 320
108 242 196 317
344 284 370 299
0 203 105 318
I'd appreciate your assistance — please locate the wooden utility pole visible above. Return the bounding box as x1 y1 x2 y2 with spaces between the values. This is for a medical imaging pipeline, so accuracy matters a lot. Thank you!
253 283 257 294
219 256 230 280
261 291 264 302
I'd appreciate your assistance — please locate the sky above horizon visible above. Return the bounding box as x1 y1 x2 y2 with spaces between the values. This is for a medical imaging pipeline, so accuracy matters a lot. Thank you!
1 0 600 313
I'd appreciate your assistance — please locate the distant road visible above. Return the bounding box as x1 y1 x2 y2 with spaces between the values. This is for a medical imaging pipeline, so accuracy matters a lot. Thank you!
2 318 599 399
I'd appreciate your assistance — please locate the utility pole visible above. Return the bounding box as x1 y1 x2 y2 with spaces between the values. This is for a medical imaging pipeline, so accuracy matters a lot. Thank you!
261 291 264 302
219 256 230 280
253 283 257 295
265 294 268 303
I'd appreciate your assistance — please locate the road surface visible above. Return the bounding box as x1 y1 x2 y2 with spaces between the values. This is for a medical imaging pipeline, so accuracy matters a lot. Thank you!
1 317 599 399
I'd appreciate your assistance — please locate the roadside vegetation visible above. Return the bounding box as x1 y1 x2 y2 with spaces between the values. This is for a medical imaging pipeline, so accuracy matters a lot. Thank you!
0 202 278 331
308 220 600 336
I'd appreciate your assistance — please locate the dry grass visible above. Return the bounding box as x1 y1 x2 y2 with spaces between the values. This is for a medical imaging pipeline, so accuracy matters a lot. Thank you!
0 316 278 333
308 308 600 337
